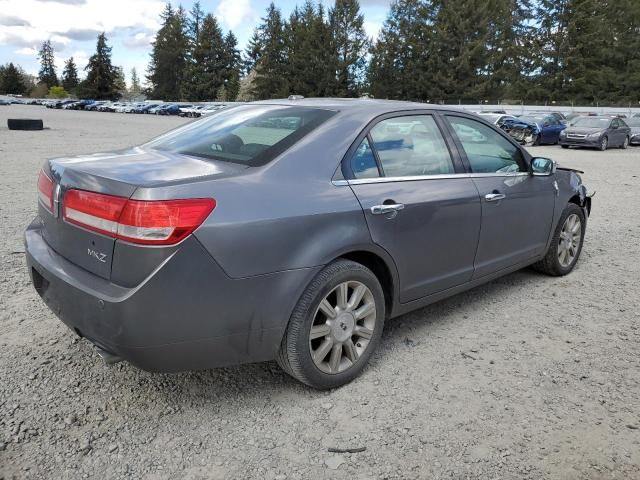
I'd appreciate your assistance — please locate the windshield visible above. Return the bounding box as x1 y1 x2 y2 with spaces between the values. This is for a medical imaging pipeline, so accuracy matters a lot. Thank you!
145 105 336 166
572 117 611 128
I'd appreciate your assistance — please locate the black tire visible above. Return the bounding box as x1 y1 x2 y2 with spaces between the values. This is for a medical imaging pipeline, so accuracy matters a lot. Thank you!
7 118 43 131
561 145 569 149
532 203 586 276
276 259 386 389
621 136 629 149
598 136 608 151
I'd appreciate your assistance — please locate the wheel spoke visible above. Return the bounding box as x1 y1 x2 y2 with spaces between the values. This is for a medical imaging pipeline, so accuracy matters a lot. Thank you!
354 302 375 320
336 283 349 309
329 343 342 372
571 221 581 234
343 340 359 363
354 325 373 340
310 323 331 340
313 338 333 364
347 285 366 310
319 299 337 319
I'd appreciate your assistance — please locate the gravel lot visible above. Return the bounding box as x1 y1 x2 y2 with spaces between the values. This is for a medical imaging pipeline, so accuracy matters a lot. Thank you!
1 105 639 480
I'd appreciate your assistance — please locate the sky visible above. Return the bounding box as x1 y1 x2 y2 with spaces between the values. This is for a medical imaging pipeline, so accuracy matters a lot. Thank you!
0 0 391 86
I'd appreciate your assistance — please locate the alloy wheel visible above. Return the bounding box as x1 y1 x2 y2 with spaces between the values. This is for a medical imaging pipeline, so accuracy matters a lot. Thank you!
558 214 582 268
600 137 608 151
309 281 376 374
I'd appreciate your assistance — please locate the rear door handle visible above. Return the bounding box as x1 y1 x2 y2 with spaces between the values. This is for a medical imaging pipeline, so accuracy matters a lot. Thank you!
485 193 506 202
371 203 405 215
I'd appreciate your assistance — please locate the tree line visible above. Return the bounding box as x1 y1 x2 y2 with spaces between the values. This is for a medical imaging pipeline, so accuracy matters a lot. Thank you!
2 0 639 105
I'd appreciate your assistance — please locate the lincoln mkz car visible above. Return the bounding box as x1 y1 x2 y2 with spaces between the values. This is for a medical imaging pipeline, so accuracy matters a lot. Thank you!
560 116 631 150
25 99 593 389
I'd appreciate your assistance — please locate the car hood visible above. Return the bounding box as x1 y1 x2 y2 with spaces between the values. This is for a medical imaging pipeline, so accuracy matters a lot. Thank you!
564 127 605 135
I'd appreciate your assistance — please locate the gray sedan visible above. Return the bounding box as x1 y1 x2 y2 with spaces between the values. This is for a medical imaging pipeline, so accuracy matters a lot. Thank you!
626 117 640 145
25 99 592 389
560 116 631 150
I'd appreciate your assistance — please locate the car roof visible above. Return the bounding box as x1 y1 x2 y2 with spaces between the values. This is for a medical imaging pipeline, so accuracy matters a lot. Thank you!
250 97 464 116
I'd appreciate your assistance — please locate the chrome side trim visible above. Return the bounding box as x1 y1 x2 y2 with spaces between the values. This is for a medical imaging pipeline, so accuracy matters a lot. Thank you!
332 172 530 186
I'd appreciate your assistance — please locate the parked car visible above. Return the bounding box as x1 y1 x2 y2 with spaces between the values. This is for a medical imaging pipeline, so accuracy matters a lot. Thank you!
477 113 518 128
625 117 640 145
26 99 592 389
505 114 566 145
135 103 159 114
85 101 107 111
559 116 631 150
147 104 165 114
158 104 186 116
0 97 10 106
179 105 204 117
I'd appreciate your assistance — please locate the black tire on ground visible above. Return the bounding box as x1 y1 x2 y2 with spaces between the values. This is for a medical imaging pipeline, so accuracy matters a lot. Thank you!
276 259 386 389
561 145 569 149
598 136 608 151
621 136 629 149
7 118 43 131
532 203 586 276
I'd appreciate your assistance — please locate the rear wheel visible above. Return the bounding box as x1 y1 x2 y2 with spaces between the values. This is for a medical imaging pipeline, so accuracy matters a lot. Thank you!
277 260 385 389
561 145 569 149
621 136 629 149
533 203 586 276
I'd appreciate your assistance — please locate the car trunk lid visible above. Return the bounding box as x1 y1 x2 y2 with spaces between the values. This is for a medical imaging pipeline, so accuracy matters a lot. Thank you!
40 148 244 280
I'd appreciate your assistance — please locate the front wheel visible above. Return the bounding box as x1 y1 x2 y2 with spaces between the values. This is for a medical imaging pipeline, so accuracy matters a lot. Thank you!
599 136 608 151
533 204 586 276
276 260 385 389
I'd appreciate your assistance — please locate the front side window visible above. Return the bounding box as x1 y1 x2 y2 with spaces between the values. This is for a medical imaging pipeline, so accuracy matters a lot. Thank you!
367 115 455 177
447 116 526 174
145 105 336 166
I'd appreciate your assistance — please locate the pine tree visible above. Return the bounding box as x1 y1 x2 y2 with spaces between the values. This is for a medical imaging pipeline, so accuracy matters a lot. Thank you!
0 63 28 95
252 3 290 99
222 31 241 100
181 13 226 101
61 57 79 92
329 0 369 97
187 1 206 41
38 40 58 88
130 67 142 97
79 33 119 100
286 2 334 97
243 30 263 75
147 3 188 100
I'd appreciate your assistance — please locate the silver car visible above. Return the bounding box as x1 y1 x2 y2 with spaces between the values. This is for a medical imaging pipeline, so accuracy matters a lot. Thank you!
25 99 592 389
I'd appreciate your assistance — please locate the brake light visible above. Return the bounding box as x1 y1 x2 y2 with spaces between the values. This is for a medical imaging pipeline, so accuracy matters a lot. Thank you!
38 170 55 212
63 190 215 245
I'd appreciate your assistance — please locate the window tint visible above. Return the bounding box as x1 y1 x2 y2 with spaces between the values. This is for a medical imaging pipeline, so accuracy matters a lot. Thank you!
369 115 454 177
611 118 620 128
447 116 526 174
145 105 335 166
350 137 379 179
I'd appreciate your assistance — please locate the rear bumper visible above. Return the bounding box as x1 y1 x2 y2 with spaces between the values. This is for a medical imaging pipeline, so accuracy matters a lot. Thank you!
25 218 319 372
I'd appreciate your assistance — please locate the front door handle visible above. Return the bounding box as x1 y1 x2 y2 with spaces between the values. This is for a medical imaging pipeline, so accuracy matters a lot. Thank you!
485 193 506 202
371 203 405 215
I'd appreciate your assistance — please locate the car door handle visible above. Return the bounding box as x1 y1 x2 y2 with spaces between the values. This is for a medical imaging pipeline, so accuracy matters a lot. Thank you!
485 193 506 202
371 203 405 215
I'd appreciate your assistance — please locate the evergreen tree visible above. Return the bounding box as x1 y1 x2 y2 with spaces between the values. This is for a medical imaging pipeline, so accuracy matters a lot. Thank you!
0 63 28 95
130 67 142 97
147 3 188 100
222 31 241 100
79 33 119 100
187 1 206 41
286 2 334 97
243 30 263 75
38 40 58 88
61 57 79 92
329 0 369 97
252 3 290 99
181 13 226 101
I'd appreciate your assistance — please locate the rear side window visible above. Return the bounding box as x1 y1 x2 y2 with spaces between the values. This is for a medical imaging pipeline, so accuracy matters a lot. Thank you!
146 105 336 166
350 137 380 179
364 115 455 177
447 116 526 174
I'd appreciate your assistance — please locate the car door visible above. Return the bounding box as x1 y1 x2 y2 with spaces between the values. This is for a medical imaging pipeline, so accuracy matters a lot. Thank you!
345 113 481 303
443 114 556 279
610 118 624 146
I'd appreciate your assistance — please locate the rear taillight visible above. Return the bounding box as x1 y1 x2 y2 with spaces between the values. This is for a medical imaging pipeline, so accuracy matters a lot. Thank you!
63 190 215 245
38 170 55 212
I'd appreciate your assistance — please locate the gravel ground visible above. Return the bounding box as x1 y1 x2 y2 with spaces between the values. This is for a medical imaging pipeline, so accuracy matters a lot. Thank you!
1 105 639 480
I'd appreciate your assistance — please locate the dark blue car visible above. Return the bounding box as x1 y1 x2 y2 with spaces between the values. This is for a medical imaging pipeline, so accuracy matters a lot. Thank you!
506 115 566 145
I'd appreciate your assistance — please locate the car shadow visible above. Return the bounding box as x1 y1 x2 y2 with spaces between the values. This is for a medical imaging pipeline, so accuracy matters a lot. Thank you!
106 267 544 403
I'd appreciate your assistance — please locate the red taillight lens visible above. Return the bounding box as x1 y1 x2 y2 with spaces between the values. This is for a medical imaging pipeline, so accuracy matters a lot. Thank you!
63 190 215 245
37 170 55 211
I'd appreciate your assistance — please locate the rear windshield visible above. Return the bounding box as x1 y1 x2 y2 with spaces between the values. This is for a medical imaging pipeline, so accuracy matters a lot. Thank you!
145 105 336 166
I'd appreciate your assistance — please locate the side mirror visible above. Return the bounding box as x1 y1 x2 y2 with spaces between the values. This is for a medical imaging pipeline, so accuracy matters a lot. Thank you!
531 157 556 176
